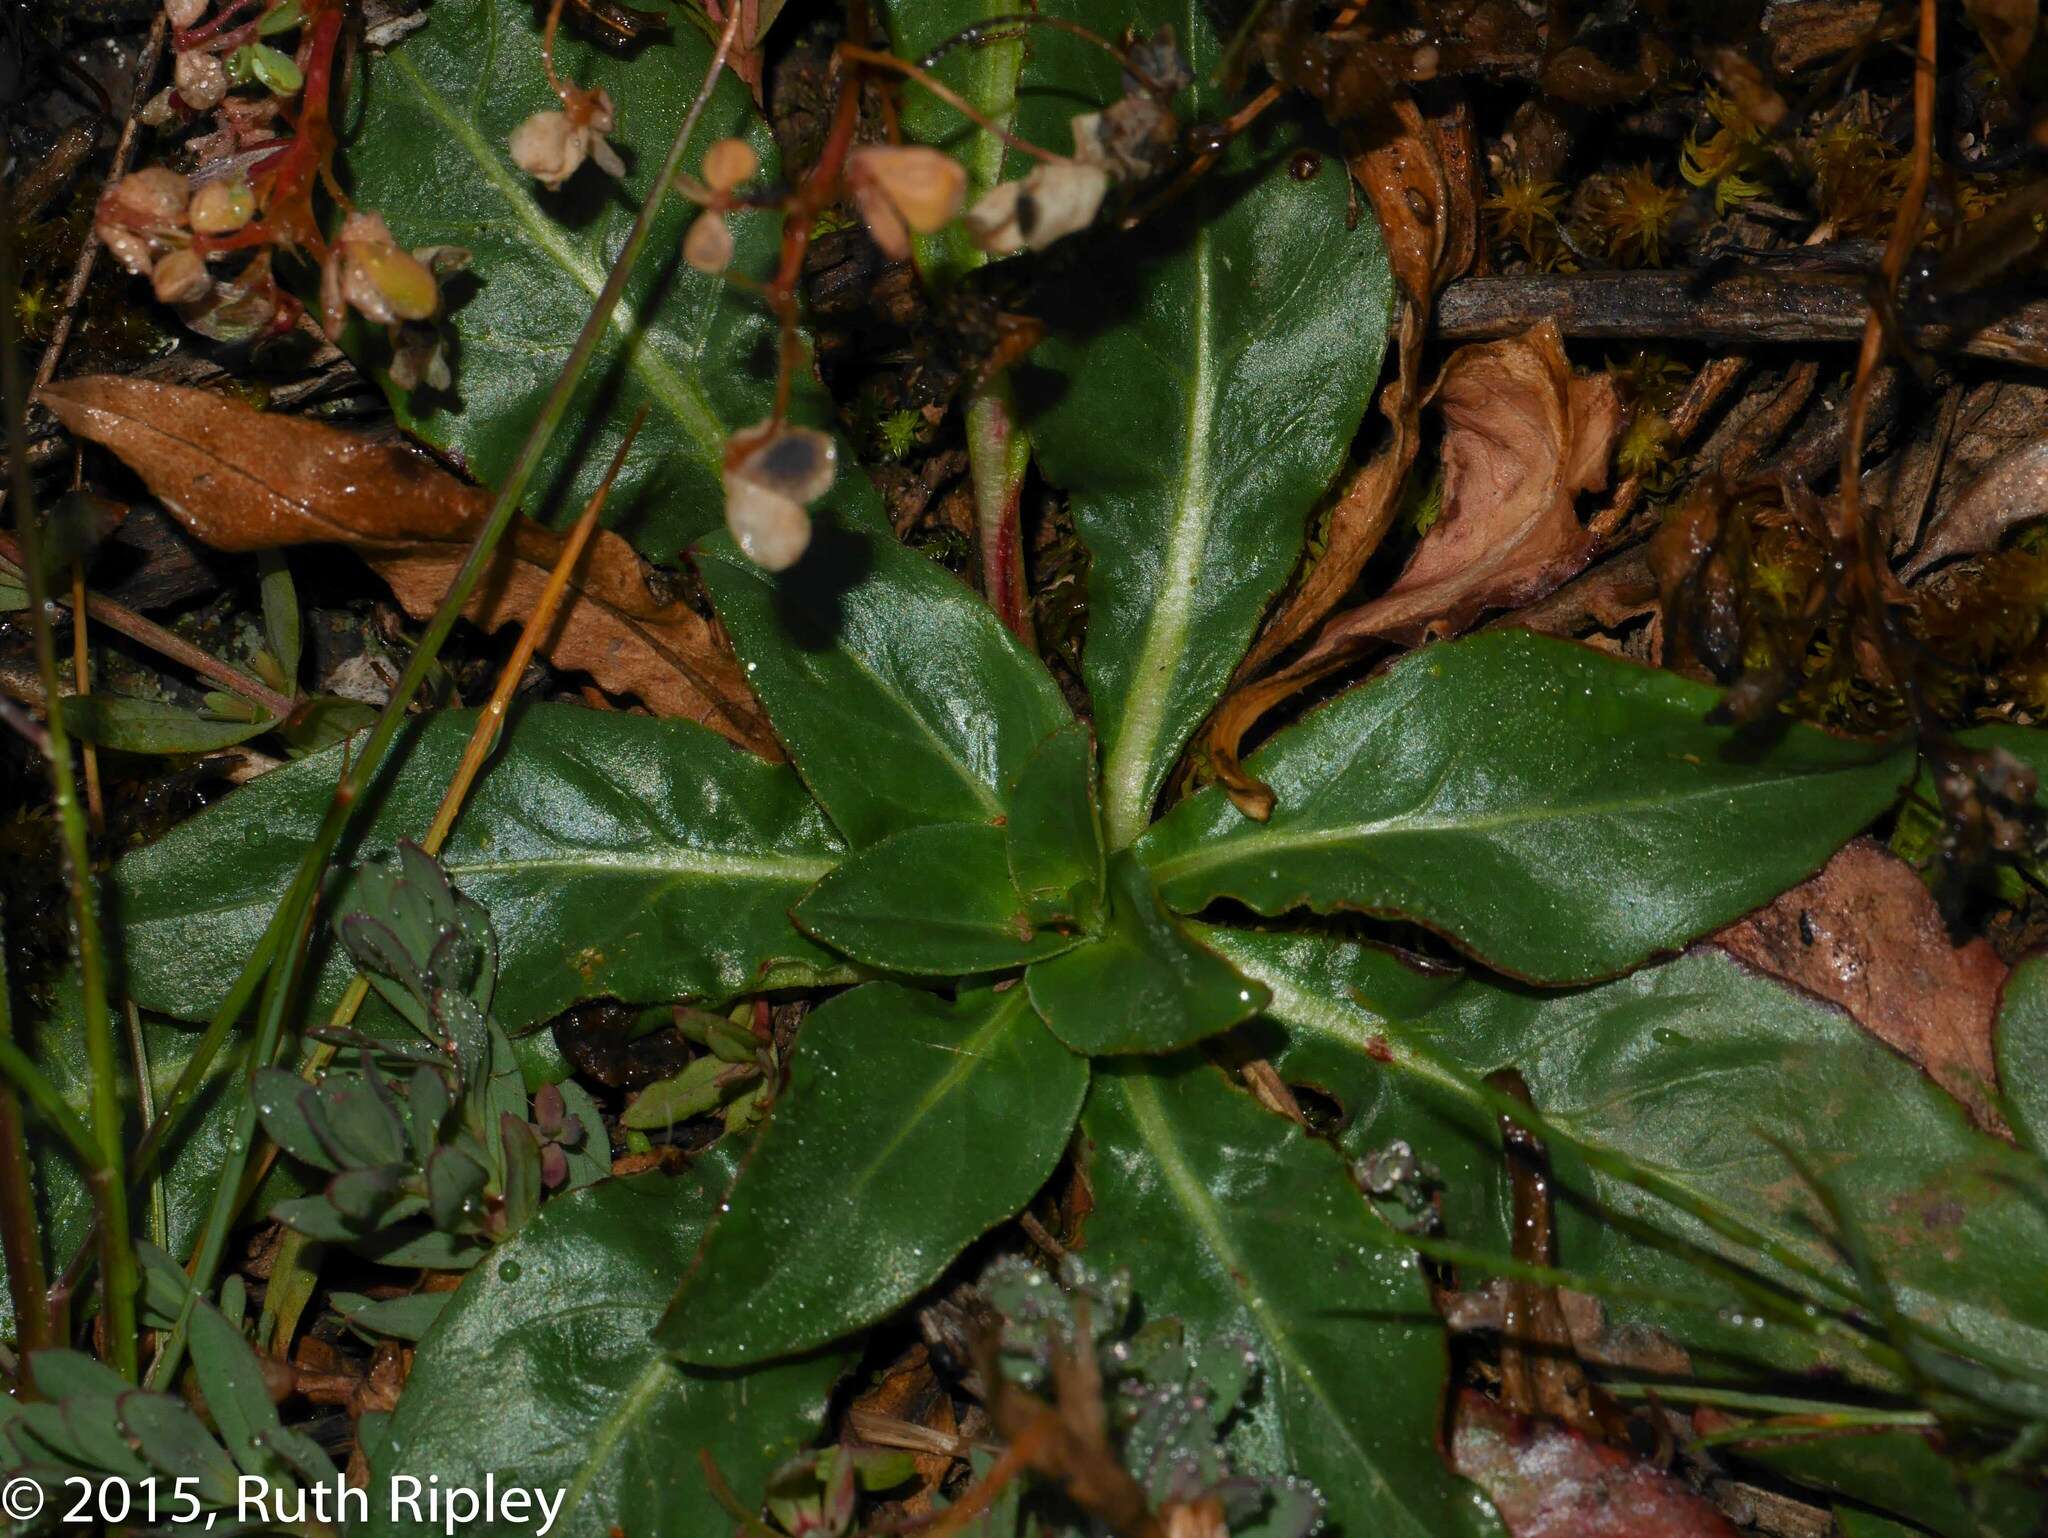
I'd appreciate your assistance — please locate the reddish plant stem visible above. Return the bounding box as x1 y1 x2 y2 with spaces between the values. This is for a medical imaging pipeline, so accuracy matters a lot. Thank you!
967 381 1035 648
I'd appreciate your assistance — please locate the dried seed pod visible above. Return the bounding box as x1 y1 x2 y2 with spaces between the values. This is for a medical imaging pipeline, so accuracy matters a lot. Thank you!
965 162 1109 256
509 90 622 191
683 211 735 274
723 423 838 571
151 247 212 305
702 137 758 193
96 166 192 276
845 146 967 261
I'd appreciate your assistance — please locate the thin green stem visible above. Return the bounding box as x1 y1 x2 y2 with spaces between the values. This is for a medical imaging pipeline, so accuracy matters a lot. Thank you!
0 1038 103 1177
2 185 137 1380
0 921 53 1362
1604 1382 1938 1424
124 1002 168 1251
141 4 748 1387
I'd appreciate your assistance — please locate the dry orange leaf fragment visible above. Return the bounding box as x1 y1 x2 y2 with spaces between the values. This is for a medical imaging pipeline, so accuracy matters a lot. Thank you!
42 376 777 758
1715 837 2009 1132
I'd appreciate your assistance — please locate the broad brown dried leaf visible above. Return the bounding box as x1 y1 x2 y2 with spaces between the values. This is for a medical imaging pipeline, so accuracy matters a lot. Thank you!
1326 320 1618 646
1450 1391 1739 1538
1715 838 2008 1130
1902 434 2048 579
42 376 777 756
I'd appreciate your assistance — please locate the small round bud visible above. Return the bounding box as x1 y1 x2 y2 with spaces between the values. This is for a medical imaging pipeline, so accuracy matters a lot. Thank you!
165 0 207 28
683 211 735 274
188 178 255 234
173 48 228 109
151 247 212 305
702 137 758 193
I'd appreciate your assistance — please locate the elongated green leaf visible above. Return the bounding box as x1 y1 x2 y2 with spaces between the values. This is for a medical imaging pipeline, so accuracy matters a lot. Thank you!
363 1152 847 1538
1998 954 2048 1150
1027 850 1265 1055
795 822 1084 974
1006 721 1104 927
1735 1431 2038 1538
347 0 879 554
698 530 1071 848
60 695 274 754
1012 1 1393 847
660 983 1087 1365
114 707 847 1056
1081 1060 1502 1538
881 0 1028 284
1140 632 1913 982
1206 928 2048 1386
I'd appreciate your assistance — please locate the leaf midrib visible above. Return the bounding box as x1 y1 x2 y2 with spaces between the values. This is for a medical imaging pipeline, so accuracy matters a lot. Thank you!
1146 767 1881 887
384 45 727 471
446 848 836 883
1118 1070 1438 1538
1098 220 1215 850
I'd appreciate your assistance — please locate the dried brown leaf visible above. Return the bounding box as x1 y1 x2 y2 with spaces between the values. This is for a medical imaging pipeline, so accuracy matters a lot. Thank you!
41 376 776 756
1450 1391 1739 1538
1902 434 2048 579
1714 838 2008 1130
1319 320 1620 647
1963 0 2039 84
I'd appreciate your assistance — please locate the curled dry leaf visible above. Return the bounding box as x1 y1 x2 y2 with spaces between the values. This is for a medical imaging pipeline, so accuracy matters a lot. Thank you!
1339 319 1620 646
1450 1391 1739 1538
1714 837 2009 1131
41 376 777 757
1205 319 1618 819
1902 434 2048 579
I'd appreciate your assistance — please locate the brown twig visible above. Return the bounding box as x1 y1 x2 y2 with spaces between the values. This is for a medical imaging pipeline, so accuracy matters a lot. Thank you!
1434 271 2048 368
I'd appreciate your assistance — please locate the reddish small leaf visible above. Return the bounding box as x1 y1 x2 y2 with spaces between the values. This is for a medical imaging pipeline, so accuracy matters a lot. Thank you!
42 376 776 756
1715 838 2008 1130
1451 1391 1739 1538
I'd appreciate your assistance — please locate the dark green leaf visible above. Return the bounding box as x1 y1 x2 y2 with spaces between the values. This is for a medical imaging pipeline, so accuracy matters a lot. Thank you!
1027 850 1265 1055
114 706 848 1064
363 1153 847 1538
1139 633 1913 983
880 0 1027 284
1015 1 1392 848
1006 721 1104 927
253 1070 339 1173
188 1297 297 1481
117 1392 242 1503
1207 928 2048 1385
1081 1060 1501 1538
660 983 1088 1366
59 695 274 754
795 822 1084 974
330 1291 451 1343
347 0 877 553
1997 953 2048 1151
698 530 1072 849
1734 1430 2038 1538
